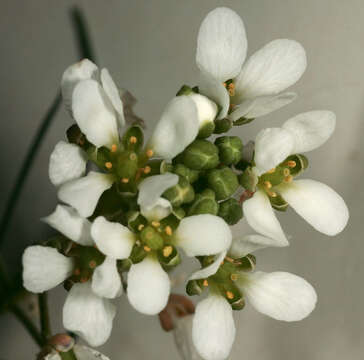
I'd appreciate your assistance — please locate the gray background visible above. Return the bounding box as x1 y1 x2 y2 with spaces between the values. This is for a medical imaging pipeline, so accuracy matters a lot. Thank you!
0 0 363 359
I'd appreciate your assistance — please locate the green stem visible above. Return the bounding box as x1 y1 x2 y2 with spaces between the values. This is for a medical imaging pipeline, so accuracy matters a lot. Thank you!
9 303 44 347
38 293 51 341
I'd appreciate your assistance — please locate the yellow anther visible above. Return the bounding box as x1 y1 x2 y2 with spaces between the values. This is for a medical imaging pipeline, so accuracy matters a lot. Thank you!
226 291 234 300
163 246 173 257
225 256 235 263
143 166 151 174
284 175 293 183
269 191 277 198
267 168 276 174
80 277 89 283
287 160 296 168
73 268 81 276
283 168 291 177
121 178 129 183
228 83 235 96
230 274 238 281
146 149 154 158
111 144 118 153
264 181 272 189
165 226 173 236
88 260 97 269
223 82 227 88
129 153 137 161
130 136 137 144
203 279 209 287
143 245 151 252
137 224 145 231
105 162 113 169
151 221 160 228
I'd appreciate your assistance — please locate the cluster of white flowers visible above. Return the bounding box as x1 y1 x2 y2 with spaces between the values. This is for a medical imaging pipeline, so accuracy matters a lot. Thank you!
22 7 349 360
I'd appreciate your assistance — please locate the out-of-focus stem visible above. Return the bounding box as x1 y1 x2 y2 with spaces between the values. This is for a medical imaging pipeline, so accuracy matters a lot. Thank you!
39 293 51 342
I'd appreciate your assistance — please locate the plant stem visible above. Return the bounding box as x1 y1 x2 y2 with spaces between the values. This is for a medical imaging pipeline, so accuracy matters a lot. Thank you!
9 303 44 347
38 293 51 342
60 349 78 360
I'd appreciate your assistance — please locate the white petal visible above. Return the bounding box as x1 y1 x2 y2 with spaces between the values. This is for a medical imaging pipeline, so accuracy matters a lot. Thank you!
127 256 170 315
190 93 218 127
73 345 110 360
58 172 114 218
282 111 336 153
72 79 119 149
42 205 93 246
278 179 349 236
229 92 297 121
229 234 282 258
243 190 288 246
23 246 73 293
91 216 135 259
140 197 172 221
137 173 178 210
175 215 232 257
61 59 98 114
235 39 306 100
199 72 230 120
196 7 247 81
101 68 125 128
91 257 122 299
49 141 87 187
254 127 295 174
241 271 317 321
189 251 226 281
63 282 116 346
193 295 235 360
149 96 199 159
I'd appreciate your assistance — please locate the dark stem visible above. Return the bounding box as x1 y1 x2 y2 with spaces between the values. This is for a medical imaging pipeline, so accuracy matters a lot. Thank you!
9 303 44 347
38 293 51 341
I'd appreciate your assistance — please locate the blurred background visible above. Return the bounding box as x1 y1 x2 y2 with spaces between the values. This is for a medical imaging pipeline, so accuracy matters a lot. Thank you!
0 0 363 359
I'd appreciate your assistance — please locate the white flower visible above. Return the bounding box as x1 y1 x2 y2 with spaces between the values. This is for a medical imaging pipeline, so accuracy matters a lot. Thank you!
62 59 124 148
244 110 349 240
122 173 232 315
45 345 110 360
191 222 317 360
196 7 306 121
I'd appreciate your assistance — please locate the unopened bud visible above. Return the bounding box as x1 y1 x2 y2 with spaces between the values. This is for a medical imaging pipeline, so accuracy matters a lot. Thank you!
182 140 219 170
187 189 219 216
207 167 239 200
218 198 243 225
173 164 200 183
213 118 232 134
163 176 195 207
215 136 243 165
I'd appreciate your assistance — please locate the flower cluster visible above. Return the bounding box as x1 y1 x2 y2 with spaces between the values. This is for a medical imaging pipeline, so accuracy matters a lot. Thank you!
22 7 349 360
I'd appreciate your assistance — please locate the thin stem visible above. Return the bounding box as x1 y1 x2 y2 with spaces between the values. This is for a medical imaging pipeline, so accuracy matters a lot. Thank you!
9 303 44 347
38 293 51 341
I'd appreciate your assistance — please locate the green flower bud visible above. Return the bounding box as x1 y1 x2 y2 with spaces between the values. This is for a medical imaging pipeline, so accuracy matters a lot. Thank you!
233 116 254 126
140 225 164 250
122 126 144 152
187 189 219 216
207 167 239 201
157 245 181 268
163 176 195 207
186 279 204 296
269 193 288 212
198 121 215 139
182 140 219 170
213 118 232 134
218 198 243 225
129 244 148 264
173 164 200 183
215 136 243 165
176 85 194 96
281 154 309 176
239 167 258 192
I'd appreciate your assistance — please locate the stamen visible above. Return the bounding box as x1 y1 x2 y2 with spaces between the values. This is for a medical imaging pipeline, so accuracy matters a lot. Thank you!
111 144 117 153
267 168 276 174
268 191 277 198
228 83 235 96
165 226 173 236
230 273 238 281
226 291 234 300
138 224 145 231
73 268 80 276
105 162 113 169
143 245 151 252
284 175 293 183
264 181 272 189
146 149 154 158
129 153 137 161
151 221 160 228
88 260 97 269
143 166 151 174
80 277 89 283
121 178 129 183
163 246 173 257
287 160 296 168
225 256 235 263
283 168 290 177
130 136 137 144
203 279 209 287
